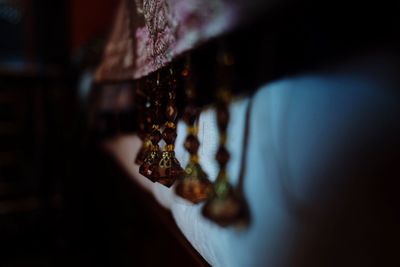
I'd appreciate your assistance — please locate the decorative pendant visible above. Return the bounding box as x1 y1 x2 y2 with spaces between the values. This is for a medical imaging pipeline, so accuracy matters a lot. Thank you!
202 50 249 227
139 125 162 181
175 127 212 203
202 96 243 226
139 74 163 182
156 68 183 187
175 61 212 203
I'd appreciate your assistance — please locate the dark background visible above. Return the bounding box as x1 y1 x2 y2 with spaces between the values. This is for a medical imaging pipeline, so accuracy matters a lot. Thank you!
0 0 399 266
0 0 206 266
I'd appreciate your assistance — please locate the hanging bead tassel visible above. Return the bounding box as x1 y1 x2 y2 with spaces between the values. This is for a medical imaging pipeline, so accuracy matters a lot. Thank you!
139 124 162 181
139 75 163 182
156 68 183 187
175 61 212 203
202 51 247 227
202 91 242 226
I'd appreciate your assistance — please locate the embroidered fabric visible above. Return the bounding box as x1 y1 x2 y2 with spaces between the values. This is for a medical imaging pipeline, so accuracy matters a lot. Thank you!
95 0 272 82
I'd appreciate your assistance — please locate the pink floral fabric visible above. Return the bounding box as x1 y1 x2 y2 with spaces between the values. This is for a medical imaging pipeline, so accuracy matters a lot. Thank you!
95 0 272 82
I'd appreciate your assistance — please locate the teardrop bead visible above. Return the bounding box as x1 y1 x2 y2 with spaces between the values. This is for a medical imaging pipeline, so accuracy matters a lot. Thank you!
184 134 200 154
135 138 152 165
175 162 212 204
157 151 183 187
215 146 230 168
162 127 177 144
139 148 161 182
202 180 249 227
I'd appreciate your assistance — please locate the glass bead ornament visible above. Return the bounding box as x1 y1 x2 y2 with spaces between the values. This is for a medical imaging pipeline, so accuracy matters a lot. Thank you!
175 62 212 203
202 50 250 227
202 171 246 226
139 74 163 182
202 97 247 226
156 69 183 187
175 126 213 203
139 125 162 182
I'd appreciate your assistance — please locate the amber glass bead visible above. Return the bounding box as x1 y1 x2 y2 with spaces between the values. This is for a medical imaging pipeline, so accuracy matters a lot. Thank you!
165 122 176 129
157 151 183 187
162 127 177 144
139 149 161 182
184 134 200 154
135 138 152 165
175 162 212 204
149 128 162 144
201 180 246 227
139 162 159 182
215 146 230 168
166 103 178 121
202 193 242 227
182 106 199 125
